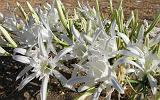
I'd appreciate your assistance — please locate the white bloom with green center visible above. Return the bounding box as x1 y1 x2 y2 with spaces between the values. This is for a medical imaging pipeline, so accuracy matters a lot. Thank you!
115 32 160 95
13 34 75 100
67 32 123 100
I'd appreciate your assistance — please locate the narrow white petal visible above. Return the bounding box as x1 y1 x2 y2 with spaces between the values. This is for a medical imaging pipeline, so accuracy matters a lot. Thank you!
60 54 75 60
118 32 130 44
70 67 79 80
67 76 89 86
92 86 103 100
40 75 49 100
113 57 144 71
53 46 73 62
78 80 95 92
83 34 92 44
137 25 144 44
13 48 26 55
53 70 67 85
47 40 57 55
109 20 116 36
60 34 73 45
78 85 90 92
72 64 86 72
71 25 84 43
16 65 32 80
127 46 144 57
118 50 140 58
126 68 136 74
147 74 157 95
127 47 141 56
92 28 102 43
38 33 47 57
111 76 124 94
18 73 36 90
13 55 30 64
52 70 75 91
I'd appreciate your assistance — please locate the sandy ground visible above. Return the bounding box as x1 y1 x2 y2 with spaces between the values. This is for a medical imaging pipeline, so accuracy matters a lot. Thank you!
0 0 159 20
0 0 160 100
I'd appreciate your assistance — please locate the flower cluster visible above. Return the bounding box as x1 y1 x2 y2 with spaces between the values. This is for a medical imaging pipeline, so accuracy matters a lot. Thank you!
0 0 160 100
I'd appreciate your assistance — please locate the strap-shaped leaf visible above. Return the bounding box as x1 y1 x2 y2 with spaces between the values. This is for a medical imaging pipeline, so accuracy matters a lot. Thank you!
16 2 29 21
27 1 40 23
0 46 7 55
0 25 17 47
76 87 95 100
55 0 68 31
144 14 160 36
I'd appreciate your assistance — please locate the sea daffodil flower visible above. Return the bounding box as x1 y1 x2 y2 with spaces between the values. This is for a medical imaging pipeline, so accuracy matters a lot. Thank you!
13 34 75 100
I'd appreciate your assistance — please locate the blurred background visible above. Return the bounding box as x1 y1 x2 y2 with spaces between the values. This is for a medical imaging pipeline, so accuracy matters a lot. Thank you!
0 0 160 21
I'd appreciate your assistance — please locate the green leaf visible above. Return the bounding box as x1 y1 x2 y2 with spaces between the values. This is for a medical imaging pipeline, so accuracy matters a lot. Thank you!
16 2 29 21
0 25 17 48
144 14 160 36
128 79 139 84
76 87 95 100
109 0 113 14
95 0 101 19
0 46 10 56
55 0 68 32
0 46 6 55
26 1 40 24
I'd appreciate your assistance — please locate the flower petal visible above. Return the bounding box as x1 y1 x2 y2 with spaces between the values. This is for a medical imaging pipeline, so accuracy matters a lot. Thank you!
60 34 73 45
147 74 157 95
16 65 32 80
113 57 144 71
111 76 124 94
13 48 26 55
92 83 106 100
18 73 36 90
40 75 49 100
67 76 89 86
118 32 130 45
118 50 141 58
38 33 47 57
71 25 84 43
78 85 91 92
109 20 116 36
12 55 30 64
52 70 75 91
53 46 73 62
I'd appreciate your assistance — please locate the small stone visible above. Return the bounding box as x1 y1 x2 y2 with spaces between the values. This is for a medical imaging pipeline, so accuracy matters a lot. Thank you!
59 91 65 95
24 91 30 99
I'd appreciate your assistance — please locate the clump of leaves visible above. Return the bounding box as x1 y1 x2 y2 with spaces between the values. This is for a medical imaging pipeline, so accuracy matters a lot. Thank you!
0 0 159 100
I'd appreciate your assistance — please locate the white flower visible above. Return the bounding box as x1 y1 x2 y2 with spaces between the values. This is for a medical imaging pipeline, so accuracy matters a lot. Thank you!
66 29 123 99
115 31 160 95
13 34 75 100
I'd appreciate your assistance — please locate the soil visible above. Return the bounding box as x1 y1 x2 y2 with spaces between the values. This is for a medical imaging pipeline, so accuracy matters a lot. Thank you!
0 0 160 100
